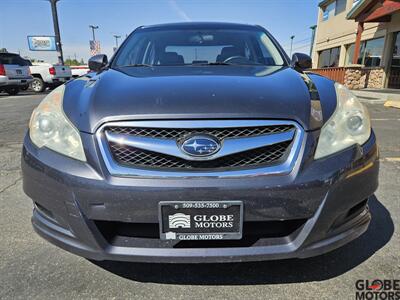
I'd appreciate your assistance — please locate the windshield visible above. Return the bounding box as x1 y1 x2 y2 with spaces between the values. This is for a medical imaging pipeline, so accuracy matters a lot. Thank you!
113 28 285 67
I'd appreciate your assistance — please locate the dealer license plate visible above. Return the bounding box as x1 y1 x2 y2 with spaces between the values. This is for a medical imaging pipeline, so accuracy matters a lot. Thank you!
159 201 243 241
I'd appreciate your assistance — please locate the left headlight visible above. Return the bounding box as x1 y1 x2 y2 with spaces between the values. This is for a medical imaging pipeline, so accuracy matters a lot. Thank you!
29 85 86 161
314 83 371 159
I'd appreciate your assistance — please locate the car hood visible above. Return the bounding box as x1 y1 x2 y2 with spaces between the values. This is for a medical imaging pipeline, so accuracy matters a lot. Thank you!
63 66 329 133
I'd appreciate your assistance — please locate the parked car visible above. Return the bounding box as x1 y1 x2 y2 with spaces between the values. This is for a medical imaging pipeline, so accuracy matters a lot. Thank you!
27 61 72 93
0 52 33 95
22 22 379 263
70 65 90 78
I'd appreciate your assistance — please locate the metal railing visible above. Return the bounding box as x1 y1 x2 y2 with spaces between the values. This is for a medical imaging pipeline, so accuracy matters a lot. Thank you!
309 67 346 84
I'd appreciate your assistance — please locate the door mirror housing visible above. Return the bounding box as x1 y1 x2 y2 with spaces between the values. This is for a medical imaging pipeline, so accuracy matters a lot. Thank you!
88 54 108 72
291 53 312 71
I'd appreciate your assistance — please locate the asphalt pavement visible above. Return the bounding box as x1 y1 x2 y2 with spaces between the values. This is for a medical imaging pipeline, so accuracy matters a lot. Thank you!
0 91 399 300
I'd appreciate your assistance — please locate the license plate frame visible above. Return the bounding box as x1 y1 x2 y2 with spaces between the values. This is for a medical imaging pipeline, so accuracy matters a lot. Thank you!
159 201 243 241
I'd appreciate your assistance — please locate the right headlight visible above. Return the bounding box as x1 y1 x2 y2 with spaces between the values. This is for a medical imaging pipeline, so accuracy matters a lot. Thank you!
314 83 371 159
29 85 86 161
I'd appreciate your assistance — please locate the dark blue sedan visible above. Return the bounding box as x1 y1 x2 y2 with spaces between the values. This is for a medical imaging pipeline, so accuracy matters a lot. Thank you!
22 22 379 262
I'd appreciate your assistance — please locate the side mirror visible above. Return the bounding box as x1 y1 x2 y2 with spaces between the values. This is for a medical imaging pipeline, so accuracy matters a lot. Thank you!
88 54 108 72
291 53 312 71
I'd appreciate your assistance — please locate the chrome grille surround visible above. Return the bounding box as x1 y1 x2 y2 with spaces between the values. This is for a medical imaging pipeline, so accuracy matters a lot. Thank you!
107 124 294 140
96 120 305 178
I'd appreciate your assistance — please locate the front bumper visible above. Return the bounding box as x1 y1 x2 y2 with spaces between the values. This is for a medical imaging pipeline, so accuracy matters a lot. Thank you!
22 131 379 263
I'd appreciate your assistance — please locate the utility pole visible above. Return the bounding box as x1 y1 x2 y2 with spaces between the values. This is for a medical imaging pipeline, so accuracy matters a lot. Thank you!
113 35 121 48
289 35 295 57
89 25 99 41
49 0 64 64
309 25 317 57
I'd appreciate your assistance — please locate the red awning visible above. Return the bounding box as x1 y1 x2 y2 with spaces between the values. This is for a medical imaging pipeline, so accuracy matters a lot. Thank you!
359 0 400 22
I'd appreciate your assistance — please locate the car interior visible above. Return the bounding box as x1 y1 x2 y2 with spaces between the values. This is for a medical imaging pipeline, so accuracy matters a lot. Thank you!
114 29 282 67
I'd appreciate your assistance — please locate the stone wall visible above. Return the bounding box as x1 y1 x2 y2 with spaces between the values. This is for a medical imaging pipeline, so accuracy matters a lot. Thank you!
344 67 384 90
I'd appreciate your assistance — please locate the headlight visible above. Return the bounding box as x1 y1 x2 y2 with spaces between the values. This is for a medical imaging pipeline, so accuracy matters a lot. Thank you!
29 85 86 161
314 83 371 159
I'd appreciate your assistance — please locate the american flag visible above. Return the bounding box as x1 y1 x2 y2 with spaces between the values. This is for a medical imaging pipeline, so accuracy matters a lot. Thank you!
89 40 101 56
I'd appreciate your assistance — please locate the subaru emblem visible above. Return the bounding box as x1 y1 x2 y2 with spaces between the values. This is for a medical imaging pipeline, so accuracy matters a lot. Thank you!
180 135 221 157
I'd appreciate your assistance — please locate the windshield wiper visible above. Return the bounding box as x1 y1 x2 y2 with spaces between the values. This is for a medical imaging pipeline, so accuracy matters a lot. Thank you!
190 62 265 66
118 64 154 67
192 62 234 66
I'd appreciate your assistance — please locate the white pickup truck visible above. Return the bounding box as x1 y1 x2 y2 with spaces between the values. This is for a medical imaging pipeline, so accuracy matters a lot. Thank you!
27 61 72 93
70 65 90 78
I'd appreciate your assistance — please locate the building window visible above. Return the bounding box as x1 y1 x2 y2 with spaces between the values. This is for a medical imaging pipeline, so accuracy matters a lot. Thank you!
360 37 385 67
318 47 340 68
389 32 400 88
335 0 346 15
345 37 385 67
345 44 355 65
391 32 400 67
322 0 346 21
322 2 336 21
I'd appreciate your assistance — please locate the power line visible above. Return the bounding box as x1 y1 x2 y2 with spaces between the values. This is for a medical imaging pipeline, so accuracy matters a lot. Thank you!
283 43 311 53
292 44 311 51
281 37 311 48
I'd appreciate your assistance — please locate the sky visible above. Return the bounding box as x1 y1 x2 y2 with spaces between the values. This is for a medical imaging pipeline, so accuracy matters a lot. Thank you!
0 0 320 64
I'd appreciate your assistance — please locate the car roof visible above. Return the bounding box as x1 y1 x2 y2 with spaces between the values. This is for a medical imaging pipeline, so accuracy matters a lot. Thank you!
139 22 263 31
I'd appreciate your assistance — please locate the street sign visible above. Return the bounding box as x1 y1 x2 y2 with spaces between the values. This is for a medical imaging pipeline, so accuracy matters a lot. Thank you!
27 36 57 51
90 40 101 56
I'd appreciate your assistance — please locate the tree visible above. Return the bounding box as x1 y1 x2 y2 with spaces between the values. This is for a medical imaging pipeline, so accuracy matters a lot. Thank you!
64 58 85 65
64 58 79 66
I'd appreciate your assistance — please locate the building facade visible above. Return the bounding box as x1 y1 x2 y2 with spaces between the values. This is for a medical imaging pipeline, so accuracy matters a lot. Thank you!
312 0 400 89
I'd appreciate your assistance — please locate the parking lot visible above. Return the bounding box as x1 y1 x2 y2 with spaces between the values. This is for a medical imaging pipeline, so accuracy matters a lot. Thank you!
0 91 399 300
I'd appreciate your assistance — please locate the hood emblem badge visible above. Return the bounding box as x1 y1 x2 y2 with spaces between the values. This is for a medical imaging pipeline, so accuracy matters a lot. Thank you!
180 135 221 157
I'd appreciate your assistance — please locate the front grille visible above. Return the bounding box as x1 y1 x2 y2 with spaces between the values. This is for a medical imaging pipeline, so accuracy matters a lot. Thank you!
107 124 294 141
99 121 301 174
109 140 291 170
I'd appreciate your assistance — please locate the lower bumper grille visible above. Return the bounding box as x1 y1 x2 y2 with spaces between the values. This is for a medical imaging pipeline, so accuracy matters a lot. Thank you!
94 219 307 248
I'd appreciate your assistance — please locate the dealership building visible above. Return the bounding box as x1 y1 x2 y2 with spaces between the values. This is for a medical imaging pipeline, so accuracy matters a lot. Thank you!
312 0 400 89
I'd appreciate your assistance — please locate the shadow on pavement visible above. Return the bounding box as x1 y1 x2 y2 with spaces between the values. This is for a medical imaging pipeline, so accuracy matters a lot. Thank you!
91 195 393 285
0 91 49 97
